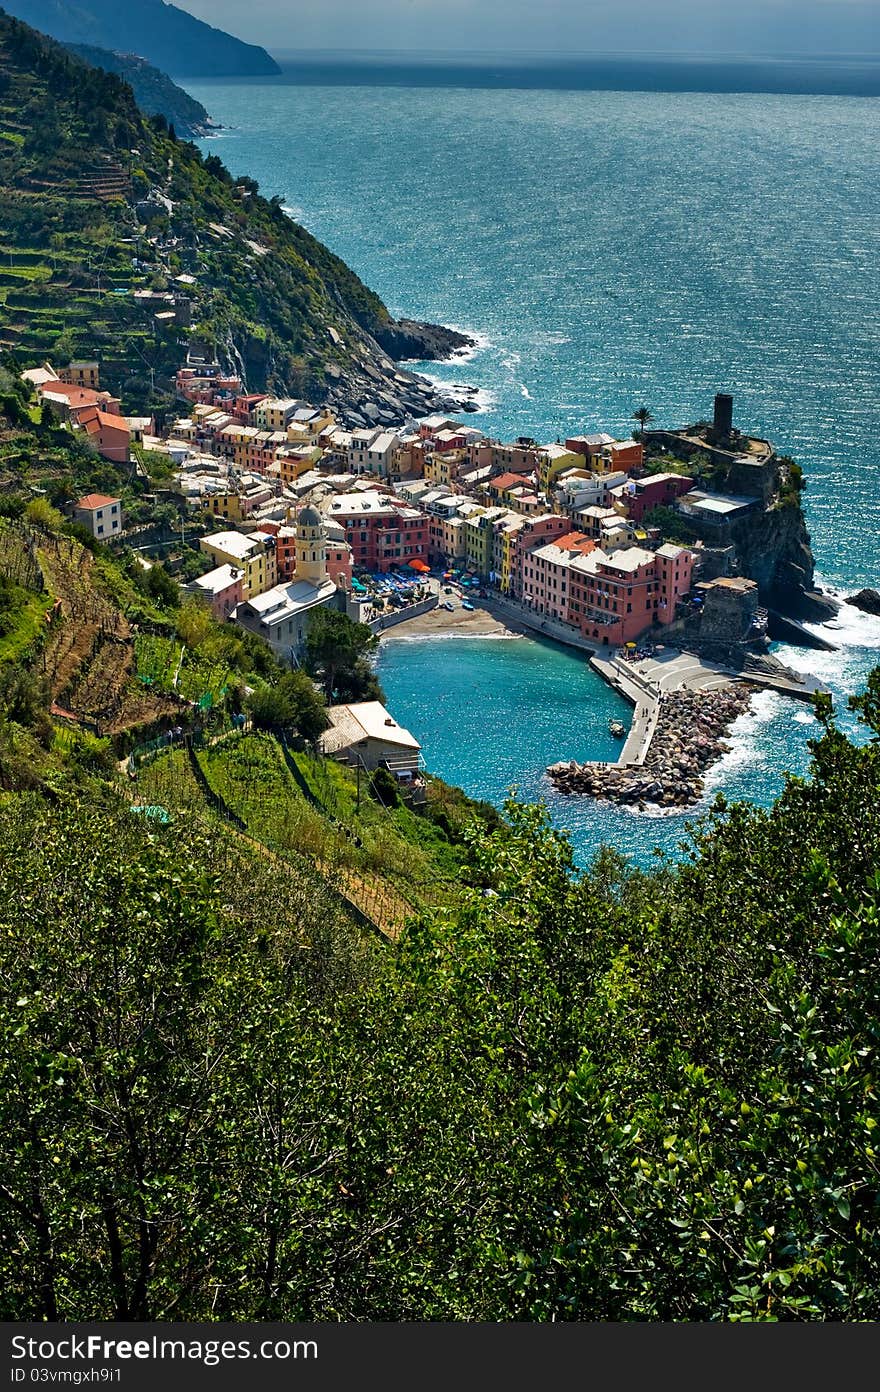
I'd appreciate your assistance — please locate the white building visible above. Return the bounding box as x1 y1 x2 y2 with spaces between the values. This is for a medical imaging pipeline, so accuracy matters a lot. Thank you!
318 701 422 774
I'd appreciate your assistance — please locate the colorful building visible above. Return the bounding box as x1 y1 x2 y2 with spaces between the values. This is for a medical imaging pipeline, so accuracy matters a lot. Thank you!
200 530 277 600
323 491 428 572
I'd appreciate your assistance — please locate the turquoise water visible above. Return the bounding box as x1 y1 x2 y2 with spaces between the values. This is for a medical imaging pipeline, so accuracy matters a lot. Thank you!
190 74 880 864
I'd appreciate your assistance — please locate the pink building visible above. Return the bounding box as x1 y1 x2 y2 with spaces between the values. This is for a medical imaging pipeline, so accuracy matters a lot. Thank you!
323 491 428 573
622 473 695 524
188 564 244 620
509 514 570 598
520 531 596 623
568 543 694 646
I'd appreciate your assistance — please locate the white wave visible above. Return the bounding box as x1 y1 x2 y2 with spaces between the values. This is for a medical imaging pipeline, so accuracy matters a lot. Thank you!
702 689 781 793
379 629 525 645
520 385 532 399
417 372 497 414
792 709 817 726
443 325 493 362
281 203 304 220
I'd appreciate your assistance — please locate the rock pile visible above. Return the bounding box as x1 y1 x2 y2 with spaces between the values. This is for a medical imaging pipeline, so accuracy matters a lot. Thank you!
547 685 753 810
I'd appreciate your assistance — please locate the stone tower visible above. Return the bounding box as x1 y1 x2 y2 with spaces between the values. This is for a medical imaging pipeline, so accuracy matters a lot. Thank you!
713 392 733 440
295 505 328 585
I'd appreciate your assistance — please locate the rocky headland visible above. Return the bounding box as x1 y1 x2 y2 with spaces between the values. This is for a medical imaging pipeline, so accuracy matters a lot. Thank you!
548 685 754 810
374 319 476 363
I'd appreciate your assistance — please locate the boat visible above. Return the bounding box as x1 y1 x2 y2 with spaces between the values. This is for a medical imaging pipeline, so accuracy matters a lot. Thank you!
462 600 474 611
608 719 626 738
443 601 455 611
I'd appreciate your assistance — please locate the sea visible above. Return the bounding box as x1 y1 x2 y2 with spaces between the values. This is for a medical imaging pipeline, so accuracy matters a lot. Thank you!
190 55 880 867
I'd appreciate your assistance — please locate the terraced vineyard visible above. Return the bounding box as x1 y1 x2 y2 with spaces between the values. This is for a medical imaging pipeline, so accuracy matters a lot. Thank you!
133 732 412 939
0 520 181 733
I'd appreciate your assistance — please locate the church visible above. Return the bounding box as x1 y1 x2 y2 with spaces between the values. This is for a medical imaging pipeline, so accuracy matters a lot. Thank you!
232 506 352 663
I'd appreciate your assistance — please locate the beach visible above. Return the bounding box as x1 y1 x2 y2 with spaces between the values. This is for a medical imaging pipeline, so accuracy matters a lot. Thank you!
379 600 531 639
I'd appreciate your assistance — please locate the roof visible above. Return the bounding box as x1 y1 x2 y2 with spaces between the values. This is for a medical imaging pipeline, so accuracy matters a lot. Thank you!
491 472 526 492
21 366 59 387
298 504 323 528
40 382 105 407
202 530 263 561
75 493 120 510
78 407 130 437
319 701 420 756
190 564 242 596
240 578 337 623
655 543 689 560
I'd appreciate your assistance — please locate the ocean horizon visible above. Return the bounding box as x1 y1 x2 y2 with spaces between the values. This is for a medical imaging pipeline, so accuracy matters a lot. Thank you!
234 49 880 97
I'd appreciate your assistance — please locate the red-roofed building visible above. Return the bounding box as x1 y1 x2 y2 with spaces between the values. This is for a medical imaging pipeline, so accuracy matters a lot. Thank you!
73 493 123 539
487 471 530 499
38 380 121 420
619 473 695 524
77 406 131 464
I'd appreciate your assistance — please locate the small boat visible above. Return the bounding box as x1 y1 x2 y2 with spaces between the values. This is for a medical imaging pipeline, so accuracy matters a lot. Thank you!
462 600 474 611
608 719 626 738
443 601 455 611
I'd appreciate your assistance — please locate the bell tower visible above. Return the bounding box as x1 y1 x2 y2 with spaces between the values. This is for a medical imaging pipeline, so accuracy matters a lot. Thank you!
295 505 328 585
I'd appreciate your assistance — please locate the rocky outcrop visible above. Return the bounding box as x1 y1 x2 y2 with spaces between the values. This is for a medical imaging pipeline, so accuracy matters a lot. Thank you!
374 319 476 362
846 588 880 617
548 686 753 810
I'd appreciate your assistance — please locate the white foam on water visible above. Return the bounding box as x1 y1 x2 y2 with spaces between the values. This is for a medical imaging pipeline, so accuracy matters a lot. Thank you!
702 689 782 793
443 326 494 361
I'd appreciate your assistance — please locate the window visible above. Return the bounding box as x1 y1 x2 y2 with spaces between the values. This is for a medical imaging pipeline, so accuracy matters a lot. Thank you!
97 525 104 534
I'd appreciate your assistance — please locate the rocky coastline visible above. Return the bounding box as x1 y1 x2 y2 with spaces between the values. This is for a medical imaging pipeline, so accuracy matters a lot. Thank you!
320 319 481 430
548 685 754 810
375 319 476 363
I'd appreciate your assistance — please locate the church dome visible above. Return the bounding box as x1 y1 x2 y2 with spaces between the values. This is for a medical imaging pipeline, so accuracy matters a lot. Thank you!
297 505 324 530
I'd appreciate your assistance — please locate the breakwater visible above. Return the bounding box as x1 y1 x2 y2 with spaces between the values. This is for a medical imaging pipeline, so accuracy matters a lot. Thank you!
548 685 754 809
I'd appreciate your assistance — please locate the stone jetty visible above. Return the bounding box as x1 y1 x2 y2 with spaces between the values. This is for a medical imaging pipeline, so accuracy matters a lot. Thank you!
547 685 753 810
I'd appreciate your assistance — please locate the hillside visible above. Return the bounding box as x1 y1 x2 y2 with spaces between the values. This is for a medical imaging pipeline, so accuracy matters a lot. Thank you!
0 11 470 417
2 0 280 75
66 43 215 137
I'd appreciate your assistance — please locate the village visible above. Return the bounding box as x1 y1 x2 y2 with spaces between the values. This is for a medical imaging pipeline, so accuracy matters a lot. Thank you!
16 357 829 806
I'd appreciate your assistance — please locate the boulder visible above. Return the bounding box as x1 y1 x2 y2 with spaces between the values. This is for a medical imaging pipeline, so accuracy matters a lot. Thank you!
846 588 880 617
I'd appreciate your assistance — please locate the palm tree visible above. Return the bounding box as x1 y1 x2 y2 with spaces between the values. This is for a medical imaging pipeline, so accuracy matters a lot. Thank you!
632 405 653 440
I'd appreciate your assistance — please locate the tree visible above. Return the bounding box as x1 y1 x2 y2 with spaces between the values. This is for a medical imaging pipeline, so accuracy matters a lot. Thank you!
141 564 179 609
23 498 62 530
174 596 212 647
247 671 328 741
304 608 381 703
632 405 654 440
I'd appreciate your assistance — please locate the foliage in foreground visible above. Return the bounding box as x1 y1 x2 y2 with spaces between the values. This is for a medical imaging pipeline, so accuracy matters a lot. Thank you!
1 677 879 1320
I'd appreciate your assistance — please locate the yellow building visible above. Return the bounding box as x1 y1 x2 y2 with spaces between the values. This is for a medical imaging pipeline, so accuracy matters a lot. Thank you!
499 517 526 594
277 445 323 486
201 492 244 524
464 507 506 577
537 444 583 492
200 530 277 599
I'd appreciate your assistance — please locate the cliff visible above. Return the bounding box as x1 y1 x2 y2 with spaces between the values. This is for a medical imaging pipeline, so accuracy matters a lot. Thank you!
65 43 215 137
2 0 280 76
728 496 832 618
0 13 471 421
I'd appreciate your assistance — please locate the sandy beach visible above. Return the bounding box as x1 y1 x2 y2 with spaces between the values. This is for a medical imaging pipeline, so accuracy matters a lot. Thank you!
379 600 531 640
